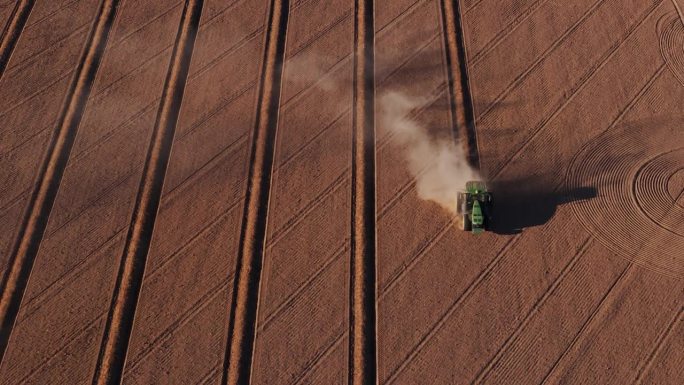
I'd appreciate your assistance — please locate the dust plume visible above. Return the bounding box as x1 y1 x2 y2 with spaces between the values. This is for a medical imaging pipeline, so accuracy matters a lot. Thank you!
378 91 480 214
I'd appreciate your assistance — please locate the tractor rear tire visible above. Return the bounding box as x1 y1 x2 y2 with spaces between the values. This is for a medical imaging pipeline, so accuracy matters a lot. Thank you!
463 215 472 231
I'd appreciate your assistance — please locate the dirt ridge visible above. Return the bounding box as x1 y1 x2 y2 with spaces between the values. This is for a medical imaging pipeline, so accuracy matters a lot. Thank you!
91 1 204 383
0 0 120 365
222 0 289 383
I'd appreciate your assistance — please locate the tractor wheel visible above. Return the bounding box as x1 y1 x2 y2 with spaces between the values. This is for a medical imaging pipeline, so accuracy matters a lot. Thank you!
463 215 472 231
456 193 464 214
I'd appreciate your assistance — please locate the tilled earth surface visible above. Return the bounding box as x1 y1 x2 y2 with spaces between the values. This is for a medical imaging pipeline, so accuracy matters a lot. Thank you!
0 0 682 384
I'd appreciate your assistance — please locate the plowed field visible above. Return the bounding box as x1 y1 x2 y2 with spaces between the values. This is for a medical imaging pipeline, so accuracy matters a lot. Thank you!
0 0 682 384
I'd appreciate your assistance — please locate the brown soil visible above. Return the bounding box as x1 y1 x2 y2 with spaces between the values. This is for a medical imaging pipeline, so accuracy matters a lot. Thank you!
0 0 682 384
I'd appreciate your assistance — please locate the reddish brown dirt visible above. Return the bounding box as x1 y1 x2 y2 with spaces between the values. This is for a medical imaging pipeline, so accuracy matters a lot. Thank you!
0 0 682 384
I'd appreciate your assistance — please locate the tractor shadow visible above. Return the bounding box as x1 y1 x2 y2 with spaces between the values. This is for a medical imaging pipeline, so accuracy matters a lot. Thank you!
488 179 597 235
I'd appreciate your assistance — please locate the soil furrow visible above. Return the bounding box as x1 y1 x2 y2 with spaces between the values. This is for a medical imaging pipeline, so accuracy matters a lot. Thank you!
350 0 377 383
476 0 605 124
222 1 289 383
91 2 203 383
438 0 478 166
383 234 521 384
539 264 634 385
0 0 120 364
469 0 550 65
472 238 593 384
491 0 665 180
0 0 34 80
633 307 684 384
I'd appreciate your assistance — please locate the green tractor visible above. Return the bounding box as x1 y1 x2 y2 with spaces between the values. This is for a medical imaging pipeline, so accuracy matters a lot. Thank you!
457 181 493 234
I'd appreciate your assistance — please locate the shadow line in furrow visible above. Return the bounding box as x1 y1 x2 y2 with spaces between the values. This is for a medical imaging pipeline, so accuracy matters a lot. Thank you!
438 0 479 168
221 1 289 384
0 0 34 81
350 0 376 384
91 1 203 384
0 0 119 365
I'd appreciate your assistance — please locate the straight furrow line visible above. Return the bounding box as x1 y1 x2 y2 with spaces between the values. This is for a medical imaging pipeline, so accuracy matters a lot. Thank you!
633 306 683 384
349 0 376 383
267 172 347 245
472 237 593 384
18 228 124 322
476 0 604 123
18 313 105 385
292 328 347 385
40 172 133 241
24 0 88 29
0 0 120 364
463 0 485 15
7 3 447 378
6 21 90 75
222 1 289 383
196 365 221 385
92 2 203 383
288 7 351 59
439 0 479 167
470 0 551 65
540 264 634 384
260 243 349 330
0 0 246 151
492 0 665 180
385 233 522 384
145 200 243 280
126 277 231 374
379 216 458 298
0 0 34 80
0 189 26 217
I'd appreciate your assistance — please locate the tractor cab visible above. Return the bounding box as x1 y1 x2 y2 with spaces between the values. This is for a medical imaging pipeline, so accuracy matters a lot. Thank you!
456 181 493 233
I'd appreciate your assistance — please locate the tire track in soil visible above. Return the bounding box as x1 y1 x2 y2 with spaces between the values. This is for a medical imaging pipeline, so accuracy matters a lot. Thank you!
350 0 376 383
91 2 203 383
0 0 119 365
278 123 463 383
0 0 336 222
490 0 664 181
8 2 437 379
537 65 672 385
438 0 478 167
380 5 667 381
633 307 683 384
468 0 551 66
0 0 239 153
475 0 605 123
484 62 672 385
15 58 441 370
384 234 522 385
0 0 420 221
471 238 593 384
658 11 684 86
221 1 288 384
0 0 34 80
538 264 634 385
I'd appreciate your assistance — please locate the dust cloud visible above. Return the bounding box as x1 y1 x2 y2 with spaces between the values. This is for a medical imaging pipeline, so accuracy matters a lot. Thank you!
378 91 480 214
